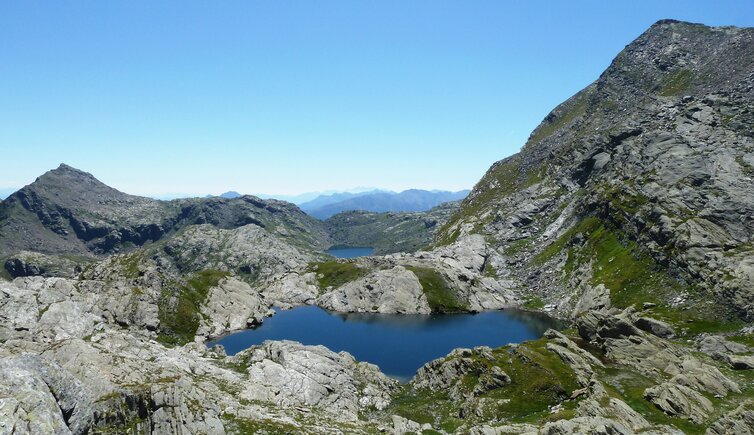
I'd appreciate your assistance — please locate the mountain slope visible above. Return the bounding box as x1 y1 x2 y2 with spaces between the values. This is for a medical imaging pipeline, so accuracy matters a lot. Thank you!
299 190 385 212
0 164 331 259
324 201 460 255
306 189 469 219
438 20 754 322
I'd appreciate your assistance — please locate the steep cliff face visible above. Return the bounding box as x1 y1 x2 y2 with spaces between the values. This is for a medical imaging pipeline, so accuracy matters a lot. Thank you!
439 20 754 322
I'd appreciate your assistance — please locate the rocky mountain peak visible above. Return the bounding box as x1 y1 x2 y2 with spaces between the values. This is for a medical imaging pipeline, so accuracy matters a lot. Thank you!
440 20 754 320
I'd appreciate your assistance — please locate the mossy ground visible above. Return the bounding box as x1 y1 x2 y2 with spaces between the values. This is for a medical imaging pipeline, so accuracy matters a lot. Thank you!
527 90 590 145
522 296 545 310
658 69 693 96
309 260 368 290
222 414 300 434
406 266 467 313
157 269 229 346
385 338 582 429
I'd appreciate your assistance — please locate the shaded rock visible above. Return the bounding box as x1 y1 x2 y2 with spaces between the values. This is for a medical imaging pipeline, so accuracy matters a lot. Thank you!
644 382 713 423
472 366 511 396
412 348 477 392
723 354 754 370
635 317 675 338
707 403 754 435
391 415 432 435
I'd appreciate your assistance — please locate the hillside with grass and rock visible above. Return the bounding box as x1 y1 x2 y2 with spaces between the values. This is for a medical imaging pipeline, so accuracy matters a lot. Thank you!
323 201 460 255
1 19 754 434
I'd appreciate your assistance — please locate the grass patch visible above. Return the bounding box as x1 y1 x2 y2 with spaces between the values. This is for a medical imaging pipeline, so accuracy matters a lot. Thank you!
388 386 463 431
222 414 299 435
309 261 368 290
503 237 534 256
479 340 581 423
406 266 467 313
737 155 754 177
0 264 11 281
658 69 693 96
523 296 545 310
112 252 143 279
726 334 754 348
387 338 581 428
157 269 229 346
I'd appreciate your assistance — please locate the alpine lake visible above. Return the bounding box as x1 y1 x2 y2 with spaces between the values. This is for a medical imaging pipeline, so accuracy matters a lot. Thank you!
209 246 559 381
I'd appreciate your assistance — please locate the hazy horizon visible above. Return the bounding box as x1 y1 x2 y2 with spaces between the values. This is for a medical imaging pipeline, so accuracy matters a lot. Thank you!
0 166 470 202
2 1 753 197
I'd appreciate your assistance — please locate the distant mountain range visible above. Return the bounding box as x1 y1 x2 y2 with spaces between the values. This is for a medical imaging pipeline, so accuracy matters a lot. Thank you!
203 188 381 204
206 191 242 199
301 189 470 220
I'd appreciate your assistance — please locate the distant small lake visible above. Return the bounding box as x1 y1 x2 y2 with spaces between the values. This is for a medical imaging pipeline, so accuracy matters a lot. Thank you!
208 306 559 381
326 247 374 258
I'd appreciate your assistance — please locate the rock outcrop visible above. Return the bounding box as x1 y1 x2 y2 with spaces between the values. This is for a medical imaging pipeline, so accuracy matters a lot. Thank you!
316 266 431 314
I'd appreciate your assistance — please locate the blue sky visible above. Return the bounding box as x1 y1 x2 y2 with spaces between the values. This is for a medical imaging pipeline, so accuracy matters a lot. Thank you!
1 1 753 198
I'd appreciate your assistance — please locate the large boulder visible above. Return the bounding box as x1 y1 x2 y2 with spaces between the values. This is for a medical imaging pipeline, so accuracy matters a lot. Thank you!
238 340 398 420
316 266 431 314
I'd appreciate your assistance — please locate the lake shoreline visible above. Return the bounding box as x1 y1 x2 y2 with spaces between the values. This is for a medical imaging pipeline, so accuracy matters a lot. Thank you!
207 305 560 380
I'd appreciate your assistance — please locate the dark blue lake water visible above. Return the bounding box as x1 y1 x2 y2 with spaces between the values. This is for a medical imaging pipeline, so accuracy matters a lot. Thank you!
208 305 558 381
326 247 374 258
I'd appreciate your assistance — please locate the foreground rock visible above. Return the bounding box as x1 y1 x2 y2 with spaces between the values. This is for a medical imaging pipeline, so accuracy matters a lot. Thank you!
238 341 398 420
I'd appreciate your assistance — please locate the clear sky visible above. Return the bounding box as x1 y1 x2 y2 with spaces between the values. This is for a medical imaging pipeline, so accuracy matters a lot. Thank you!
2 1 753 198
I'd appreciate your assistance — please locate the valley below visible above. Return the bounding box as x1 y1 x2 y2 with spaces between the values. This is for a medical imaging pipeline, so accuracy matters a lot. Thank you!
2 19 754 435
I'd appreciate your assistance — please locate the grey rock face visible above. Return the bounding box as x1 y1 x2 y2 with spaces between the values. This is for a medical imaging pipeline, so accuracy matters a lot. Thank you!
316 266 430 314
644 382 713 424
1 19 754 435
307 233 513 315
436 20 754 320
0 273 395 433
413 348 479 392
697 334 751 355
261 271 320 307
722 353 754 370
239 340 398 420
707 404 754 435
0 357 74 435
195 277 267 339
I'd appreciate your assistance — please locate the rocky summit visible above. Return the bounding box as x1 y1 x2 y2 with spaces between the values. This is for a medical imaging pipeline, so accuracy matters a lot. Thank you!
1 19 754 435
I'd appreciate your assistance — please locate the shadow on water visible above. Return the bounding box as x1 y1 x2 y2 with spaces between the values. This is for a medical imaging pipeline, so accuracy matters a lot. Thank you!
208 305 560 381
